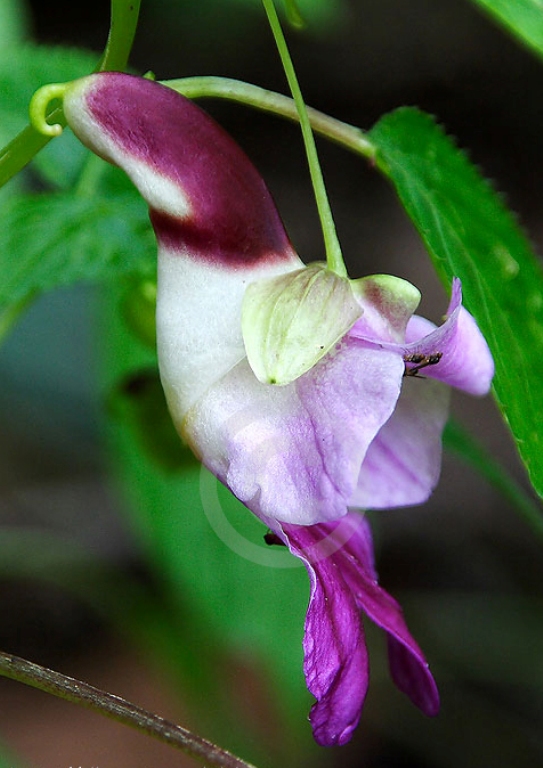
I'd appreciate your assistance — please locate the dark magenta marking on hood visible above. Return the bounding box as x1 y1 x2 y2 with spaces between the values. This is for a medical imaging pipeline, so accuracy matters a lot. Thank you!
86 73 293 265
149 209 295 267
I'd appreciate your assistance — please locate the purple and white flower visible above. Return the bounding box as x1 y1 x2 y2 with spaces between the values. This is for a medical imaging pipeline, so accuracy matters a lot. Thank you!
62 72 494 745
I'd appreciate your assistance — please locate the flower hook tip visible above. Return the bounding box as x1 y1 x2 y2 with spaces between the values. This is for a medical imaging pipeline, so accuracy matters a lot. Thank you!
29 83 70 137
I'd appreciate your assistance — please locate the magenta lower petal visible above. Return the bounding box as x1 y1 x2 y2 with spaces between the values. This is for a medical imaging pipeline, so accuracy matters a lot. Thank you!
276 513 439 745
334 517 440 717
277 516 370 745
387 635 439 716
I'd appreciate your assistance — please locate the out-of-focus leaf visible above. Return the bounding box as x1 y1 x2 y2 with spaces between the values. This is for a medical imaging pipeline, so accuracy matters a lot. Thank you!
283 0 305 28
277 0 344 23
370 107 543 500
149 0 346 46
0 742 23 768
443 419 543 540
0 527 151 622
159 0 344 27
407 591 543 689
0 190 154 317
0 523 211 714
368 590 543 768
0 0 28 51
120 279 157 349
469 0 543 60
0 44 98 187
110 367 194 472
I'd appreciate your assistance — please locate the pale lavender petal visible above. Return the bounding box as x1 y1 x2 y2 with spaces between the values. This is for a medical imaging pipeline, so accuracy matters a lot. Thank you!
404 279 494 395
184 338 404 525
350 377 450 508
351 279 493 396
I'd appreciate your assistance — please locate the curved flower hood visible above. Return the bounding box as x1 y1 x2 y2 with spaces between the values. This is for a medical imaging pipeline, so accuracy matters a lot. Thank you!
61 72 494 746
63 71 303 426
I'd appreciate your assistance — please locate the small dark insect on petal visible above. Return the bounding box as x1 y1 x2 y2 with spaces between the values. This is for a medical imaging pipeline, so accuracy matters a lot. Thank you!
264 532 286 547
403 351 443 377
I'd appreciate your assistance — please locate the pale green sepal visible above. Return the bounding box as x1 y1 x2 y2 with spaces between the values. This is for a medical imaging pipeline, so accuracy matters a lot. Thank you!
242 263 363 385
351 274 421 341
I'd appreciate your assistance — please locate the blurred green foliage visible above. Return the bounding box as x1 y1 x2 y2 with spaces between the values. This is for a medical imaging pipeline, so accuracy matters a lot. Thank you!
0 0 27 50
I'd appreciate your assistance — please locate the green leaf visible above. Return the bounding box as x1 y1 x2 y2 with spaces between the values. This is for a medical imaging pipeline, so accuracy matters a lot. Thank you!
469 0 543 60
0 190 154 315
369 107 543 499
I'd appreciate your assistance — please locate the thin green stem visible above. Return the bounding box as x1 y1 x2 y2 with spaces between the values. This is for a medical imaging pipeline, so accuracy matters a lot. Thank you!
261 0 346 276
165 76 376 159
0 119 61 190
98 0 142 72
0 650 258 768
0 0 141 190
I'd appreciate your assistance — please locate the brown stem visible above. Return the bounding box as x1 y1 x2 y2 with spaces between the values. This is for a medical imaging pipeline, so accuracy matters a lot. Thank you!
0 650 258 768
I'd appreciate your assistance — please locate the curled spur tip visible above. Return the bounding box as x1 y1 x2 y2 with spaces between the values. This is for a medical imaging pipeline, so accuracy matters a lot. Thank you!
29 83 70 137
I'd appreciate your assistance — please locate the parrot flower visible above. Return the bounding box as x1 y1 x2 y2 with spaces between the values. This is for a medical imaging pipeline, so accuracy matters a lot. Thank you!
61 72 494 745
